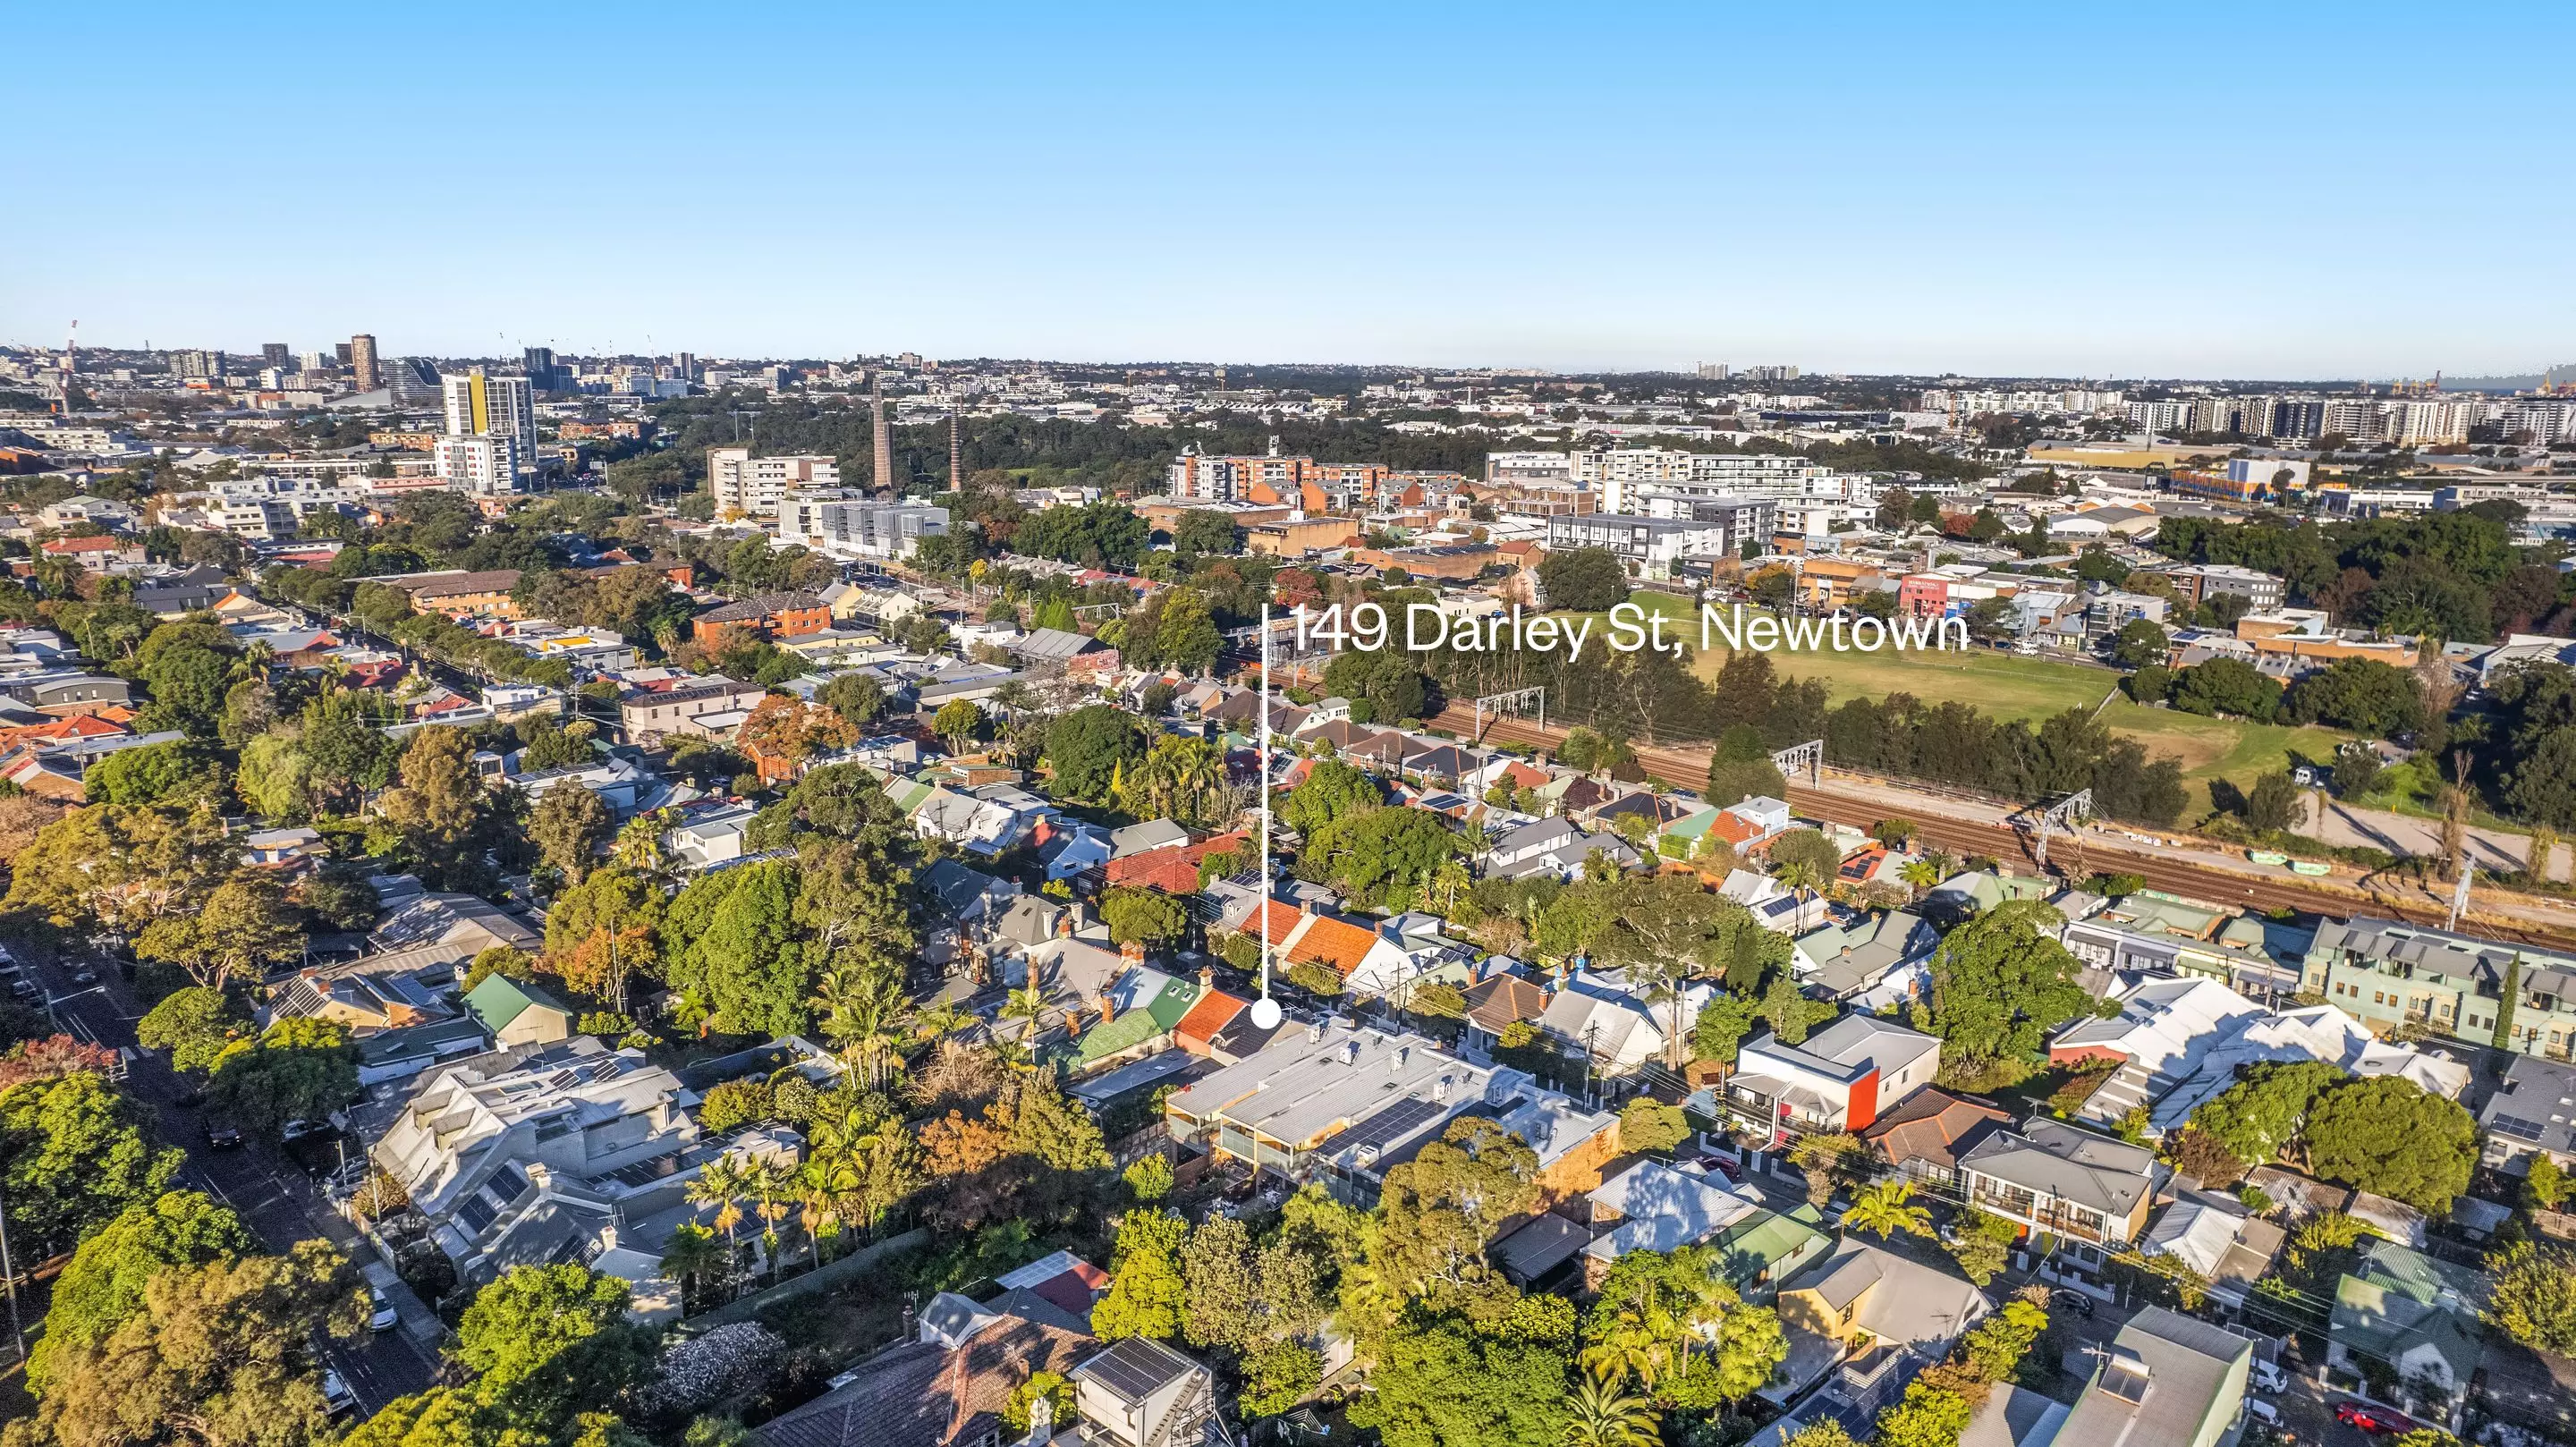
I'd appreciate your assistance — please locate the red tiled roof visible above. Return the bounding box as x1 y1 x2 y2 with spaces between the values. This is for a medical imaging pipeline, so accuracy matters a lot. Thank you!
1286 912 1380 978
1705 812 1764 847
1243 899 1305 946
42 535 125 553
1106 850 1199 895
1174 989 1249 1054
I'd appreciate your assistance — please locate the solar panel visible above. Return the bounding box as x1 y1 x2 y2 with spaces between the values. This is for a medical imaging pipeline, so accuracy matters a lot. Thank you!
1343 1096 1445 1154
2491 1113 2551 1139
486 1164 530 1201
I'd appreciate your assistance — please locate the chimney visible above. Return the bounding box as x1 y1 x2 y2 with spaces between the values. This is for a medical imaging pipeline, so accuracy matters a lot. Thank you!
1341 1040 1360 1066
1390 1045 1409 1072
870 372 894 494
1199 966 1216 990
1434 1074 1451 1102
1121 938 1146 968
1024 1392 1055 1447
1307 1020 1325 1044
1097 991 1115 1028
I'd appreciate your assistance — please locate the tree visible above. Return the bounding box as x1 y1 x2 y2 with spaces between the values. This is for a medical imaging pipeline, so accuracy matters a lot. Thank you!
136 987 250 1076
2485 1240 2576 1355
83 740 227 808
1873 1382 1973 1447
208 1018 360 1138
1100 885 1189 946
1131 585 1222 675
5 802 232 934
1563 1370 1660 1447
1115 733 1233 827
547 866 665 1013
1843 1180 1932 1240
454 1264 652 1432
20 1240 362 1447
664 859 808 1037
1044 705 1145 801
1240 1341 1324 1419
1278 757 1382 834
1301 807 1459 909
1691 994 1758 1065
377 725 494 890
1170 509 1243 561
2188 1060 2343 1172
0 1070 184 1256
1540 547 1630 612
1376 1118 1540 1305
1091 1208 1189 1341
2112 619 2170 670
818 673 886 730
1348 1314 1570 1447
1181 1212 1262 1352
2171 656 2281 723
1769 828 1843 883
931 698 986 754
2243 770 2304 834
1123 1155 1174 1203
1923 901 2097 1071
1617 1097 1690 1155
135 870 305 994
1324 647 1430 725
530 785 615 884
2304 1076 2479 1213
1785 1424 1861 1447
2284 658 2423 737
2529 1154 2567 1213
27 1190 255 1397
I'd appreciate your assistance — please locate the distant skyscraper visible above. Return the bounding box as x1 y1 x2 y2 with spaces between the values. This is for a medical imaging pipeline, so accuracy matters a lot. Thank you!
334 342 353 366
671 352 697 382
1697 362 1729 380
871 372 894 493
522 346 564 392
262 343 290 368
350 334 380 391
949 402 964 492
173 350 224 379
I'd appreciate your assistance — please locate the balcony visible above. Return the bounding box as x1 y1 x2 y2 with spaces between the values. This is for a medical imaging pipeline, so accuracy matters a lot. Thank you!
1968 1183 2109 1244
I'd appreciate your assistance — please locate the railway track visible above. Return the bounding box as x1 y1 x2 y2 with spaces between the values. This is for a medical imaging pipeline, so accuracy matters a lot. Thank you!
1428 703 2576 951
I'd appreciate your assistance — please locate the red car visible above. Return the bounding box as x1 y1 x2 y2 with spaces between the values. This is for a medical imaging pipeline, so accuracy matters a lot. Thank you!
2334 1402 2415 1435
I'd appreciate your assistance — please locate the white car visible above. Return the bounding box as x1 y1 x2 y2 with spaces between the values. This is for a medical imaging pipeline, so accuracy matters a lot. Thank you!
322 1368 356 1417
2251 1359 2289 1393
368 1287 398 1333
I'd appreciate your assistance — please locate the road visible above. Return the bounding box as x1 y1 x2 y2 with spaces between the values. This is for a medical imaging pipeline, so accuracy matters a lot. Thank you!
8 934 438 1411
1430 703 2576 951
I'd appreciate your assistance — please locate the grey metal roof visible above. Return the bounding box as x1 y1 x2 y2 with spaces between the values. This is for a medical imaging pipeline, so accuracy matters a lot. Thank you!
1072 1335 1199 1403
1959 1118 2157 1216
2056 1306 2251 1447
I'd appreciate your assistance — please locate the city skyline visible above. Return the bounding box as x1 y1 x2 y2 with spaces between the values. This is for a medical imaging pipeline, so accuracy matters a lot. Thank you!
6 2 2573 377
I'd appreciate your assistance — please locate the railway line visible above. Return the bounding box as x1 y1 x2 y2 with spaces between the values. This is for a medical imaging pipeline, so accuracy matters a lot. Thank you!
1426 703 2576 952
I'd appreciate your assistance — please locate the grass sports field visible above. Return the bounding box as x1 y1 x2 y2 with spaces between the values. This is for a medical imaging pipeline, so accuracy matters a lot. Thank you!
1686 630 2352 819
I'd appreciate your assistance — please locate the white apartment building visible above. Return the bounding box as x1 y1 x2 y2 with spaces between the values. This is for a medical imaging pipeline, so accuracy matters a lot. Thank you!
2501 399 2576 445
1166 451 1303 503
1546 512 1758 580
440 368 538 467
708 448 841 518
435 434 520 495
785 498 950 561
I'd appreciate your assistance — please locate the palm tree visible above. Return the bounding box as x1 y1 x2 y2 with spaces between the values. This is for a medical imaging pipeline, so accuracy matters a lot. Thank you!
1424 859 1472 918
1775 859 1825 905
1563 1369 1659 1447
1002 983 1049 1048
810 961 910 1089
915 1000 973 1040
1897 857 1943 899
751 1159 793 1283
685 1155 754 1298
614 809 671 878
659 1223 728 1313
1843 1180 1933 1241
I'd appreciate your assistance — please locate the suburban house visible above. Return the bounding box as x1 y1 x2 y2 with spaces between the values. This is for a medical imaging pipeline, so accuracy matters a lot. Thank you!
1461 972 1552 1059
1483 817 1642 882
617 678 770 744
2479 1054 2576 1177
1162 1018 1614 1209
462 974 577 1046
2327 1239 2487 1404
756 1302 1095 1447
1791 910 1938 1006
1724 1014 1941 1140
1957 1118 2163 1257
2140 1192 2286 1316
692 590 831 645
2057 1307 2253 1447
1861 1089 2012 1188
369 891 543 979
1772 1237 1992 1403
1580 1159 1829 1296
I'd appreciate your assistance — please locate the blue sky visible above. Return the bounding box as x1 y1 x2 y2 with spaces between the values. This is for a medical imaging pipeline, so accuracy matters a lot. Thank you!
7 2 2570 379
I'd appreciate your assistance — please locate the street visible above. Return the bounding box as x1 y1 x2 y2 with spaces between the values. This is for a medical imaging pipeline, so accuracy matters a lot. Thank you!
9 931 437 1411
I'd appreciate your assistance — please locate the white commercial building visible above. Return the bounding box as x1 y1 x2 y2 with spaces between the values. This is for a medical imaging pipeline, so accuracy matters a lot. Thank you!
795 499 950 561
1546 512 1760 580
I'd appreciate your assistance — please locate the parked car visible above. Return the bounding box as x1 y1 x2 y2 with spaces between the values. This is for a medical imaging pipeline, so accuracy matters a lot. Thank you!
2334 1403 2414 1435
2252 1359 2288 1393
280 1118 333 1143
204 1120 245 1150
368 1287 398 1333
322 1369 356 1418
2046 1289 2096 1318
